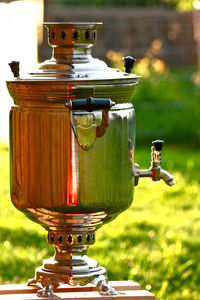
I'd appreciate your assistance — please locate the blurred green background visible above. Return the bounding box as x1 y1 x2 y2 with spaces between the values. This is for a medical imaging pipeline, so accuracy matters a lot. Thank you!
1 0 200 299
1 69 199 299
51 0 195 11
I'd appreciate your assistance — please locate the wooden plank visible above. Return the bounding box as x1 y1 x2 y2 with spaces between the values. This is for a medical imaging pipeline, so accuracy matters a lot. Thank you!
0 290 155 300
0 281 140 295
111 281 140 290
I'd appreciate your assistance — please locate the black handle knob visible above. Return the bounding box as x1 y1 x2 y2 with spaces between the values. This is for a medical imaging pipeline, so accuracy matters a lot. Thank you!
9 61 20 78
68 97 115 112
152 140 164 151
124 56 136 73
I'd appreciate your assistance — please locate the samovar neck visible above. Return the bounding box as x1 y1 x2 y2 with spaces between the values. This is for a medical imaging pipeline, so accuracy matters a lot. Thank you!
52 47 91 62
44 22 102 62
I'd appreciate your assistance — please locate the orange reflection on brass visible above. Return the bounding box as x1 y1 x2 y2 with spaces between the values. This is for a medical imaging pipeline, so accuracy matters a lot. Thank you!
67 130 79 207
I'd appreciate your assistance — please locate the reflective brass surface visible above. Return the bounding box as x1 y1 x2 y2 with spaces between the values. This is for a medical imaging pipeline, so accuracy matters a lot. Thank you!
7 22 139 296
10 104 135 223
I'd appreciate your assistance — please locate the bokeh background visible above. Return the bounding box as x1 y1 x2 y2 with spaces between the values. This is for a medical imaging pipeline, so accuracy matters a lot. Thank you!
0 1 200 299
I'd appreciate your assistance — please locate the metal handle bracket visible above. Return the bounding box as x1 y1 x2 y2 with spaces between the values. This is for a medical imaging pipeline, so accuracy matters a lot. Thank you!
67 97 115 151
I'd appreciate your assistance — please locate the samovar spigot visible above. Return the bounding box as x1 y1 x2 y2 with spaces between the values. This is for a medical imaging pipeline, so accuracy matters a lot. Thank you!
134 140 176 186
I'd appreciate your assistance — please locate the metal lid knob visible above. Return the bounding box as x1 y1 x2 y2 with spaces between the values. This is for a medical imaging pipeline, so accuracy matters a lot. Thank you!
8 61 20 78
124 56 136 73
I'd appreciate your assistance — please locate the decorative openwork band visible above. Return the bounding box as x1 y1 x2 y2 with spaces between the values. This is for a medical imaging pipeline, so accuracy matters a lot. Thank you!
48 231 95 247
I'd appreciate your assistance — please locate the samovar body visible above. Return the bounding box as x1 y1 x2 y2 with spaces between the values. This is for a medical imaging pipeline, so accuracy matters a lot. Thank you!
7 22 174 296
10 103 135 223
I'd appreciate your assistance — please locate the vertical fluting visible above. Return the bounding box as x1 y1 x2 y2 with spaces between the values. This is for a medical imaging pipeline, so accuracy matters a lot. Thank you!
10 107 71 208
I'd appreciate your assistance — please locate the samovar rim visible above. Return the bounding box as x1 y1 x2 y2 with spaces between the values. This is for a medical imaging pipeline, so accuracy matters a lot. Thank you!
43 22 103 28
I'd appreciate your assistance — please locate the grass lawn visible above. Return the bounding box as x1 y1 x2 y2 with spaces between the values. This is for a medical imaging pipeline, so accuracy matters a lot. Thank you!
0 142 200 299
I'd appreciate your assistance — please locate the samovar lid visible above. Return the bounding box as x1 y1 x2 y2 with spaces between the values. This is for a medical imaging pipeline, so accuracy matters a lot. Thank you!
7 22 140 106
9 22 139 83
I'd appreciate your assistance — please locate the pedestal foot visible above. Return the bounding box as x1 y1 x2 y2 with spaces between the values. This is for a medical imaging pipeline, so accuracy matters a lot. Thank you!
27 278 37 286
37 284 57 298
28 277 61 298
92 275 117 295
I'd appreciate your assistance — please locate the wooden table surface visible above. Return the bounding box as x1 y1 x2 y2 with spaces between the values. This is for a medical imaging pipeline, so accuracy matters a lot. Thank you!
0 281 155 299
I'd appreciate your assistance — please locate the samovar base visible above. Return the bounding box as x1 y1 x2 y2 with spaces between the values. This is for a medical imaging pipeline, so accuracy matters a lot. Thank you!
28 257 116 297
27 230 117 297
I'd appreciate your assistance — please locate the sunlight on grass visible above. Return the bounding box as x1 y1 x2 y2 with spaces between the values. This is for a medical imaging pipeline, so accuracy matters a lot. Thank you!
0 143 200 299
89 173 200 299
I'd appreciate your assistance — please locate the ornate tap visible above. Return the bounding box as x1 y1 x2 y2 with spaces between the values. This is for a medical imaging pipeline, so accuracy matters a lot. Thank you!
134 140 176 186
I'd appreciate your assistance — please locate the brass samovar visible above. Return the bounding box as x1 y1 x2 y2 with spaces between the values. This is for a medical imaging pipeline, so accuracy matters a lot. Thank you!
7 22 175 297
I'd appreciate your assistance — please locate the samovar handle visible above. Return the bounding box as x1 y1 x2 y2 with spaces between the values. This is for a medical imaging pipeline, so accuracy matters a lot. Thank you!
67 97 115 112
134 140 176 186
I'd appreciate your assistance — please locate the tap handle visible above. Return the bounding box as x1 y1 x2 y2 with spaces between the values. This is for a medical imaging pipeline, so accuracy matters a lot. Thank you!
152 140 164 151
124 56 136 73
152 140 164 165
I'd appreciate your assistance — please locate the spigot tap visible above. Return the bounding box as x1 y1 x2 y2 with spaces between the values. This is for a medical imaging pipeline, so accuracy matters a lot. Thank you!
134 140 176 186
151 140 163 181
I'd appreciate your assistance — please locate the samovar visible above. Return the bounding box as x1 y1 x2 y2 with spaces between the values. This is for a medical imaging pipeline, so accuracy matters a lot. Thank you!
7 22 175 297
